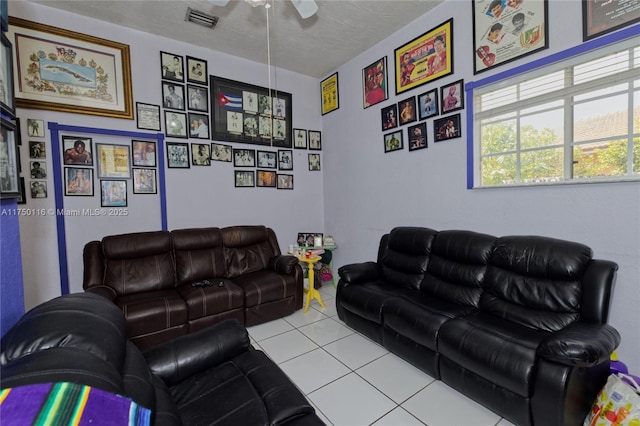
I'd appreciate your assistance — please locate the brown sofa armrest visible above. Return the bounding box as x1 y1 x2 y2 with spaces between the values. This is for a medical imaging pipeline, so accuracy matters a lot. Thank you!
269 255 299 274
83 240 105 290
85 286 117 302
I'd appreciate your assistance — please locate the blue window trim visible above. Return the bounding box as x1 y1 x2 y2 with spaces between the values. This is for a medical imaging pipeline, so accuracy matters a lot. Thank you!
465 23 640 189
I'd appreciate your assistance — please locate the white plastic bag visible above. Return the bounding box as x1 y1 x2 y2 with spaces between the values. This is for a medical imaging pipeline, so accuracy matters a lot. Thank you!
584 373 640 426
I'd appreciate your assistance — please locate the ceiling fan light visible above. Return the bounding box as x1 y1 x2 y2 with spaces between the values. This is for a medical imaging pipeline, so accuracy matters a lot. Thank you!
245 0 268 7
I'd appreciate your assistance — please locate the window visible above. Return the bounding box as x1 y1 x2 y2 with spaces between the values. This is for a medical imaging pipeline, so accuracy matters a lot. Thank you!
471 36 639 188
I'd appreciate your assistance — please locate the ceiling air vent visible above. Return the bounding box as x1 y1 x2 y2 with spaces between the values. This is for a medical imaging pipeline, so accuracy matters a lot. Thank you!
185 7 219 28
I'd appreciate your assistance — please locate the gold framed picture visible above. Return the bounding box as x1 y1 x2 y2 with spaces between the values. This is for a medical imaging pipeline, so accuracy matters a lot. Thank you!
320 72 339 115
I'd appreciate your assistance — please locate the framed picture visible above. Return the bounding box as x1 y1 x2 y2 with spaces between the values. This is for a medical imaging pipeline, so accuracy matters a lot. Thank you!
381 104 398 131
131 140 156 167
293 129 308 149
308 153 321 171
297 233 323 248
211 143 232 162
257 151 277 169
321 72 339 115
408 122 428 151
234 170 255 187
308 130 322 150
164 111 188 138
29 160 46 179
394 18 454 95
160 52 184 82
418 89 439 120
363 57 388 109
233 148 256 167
162 82 185 110
9 17 133 119
166 142 190 168
582 0 640 41
133 168 157 194
257 170 277 187
188 112 210 139
278 150 293 170
398 96 417 125
1 0 7 32
186 56 208 85
384 130 404 153
17 177 26 204
1 33 15 118
30 180 47 198
0 118 19 198
62 136 93 166
96 144 131 178
187 85 209 112
64 167 93 196
277 174 294 190
434 114 462 142
26 119 45 137
29 141 46 159
211 75 293 147
191 143 211 166
100 180 127 207
440 79 465 113
136 103 161 131
472 0 548 74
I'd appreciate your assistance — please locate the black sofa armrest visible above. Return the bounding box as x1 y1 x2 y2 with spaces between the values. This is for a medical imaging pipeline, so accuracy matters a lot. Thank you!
538 322 621 367
143 319 250 386
338 261 381 284
269 254 299 274
84 285 117 301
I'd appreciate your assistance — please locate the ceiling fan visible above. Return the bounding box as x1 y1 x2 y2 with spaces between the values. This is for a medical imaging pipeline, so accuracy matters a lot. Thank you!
207 0 319 19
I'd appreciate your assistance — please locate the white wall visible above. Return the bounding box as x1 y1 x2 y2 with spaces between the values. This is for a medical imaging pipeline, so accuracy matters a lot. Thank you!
322 1 640 373
10 1 324 308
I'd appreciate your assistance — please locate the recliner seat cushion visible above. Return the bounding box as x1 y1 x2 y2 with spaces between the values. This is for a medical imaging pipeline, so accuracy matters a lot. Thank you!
340 281 413 324
116 290 188 336
177 279 244 320
232 270 297 308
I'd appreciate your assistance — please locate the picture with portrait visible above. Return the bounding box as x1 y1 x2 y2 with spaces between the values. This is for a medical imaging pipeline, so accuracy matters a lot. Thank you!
186 56 207 85
189 113 210 139
211 143 232 162
257 151 277 169
191 143 211 166
418 89 439 120
29 141 45 159
381 104 398 131
62 136 93 166
162 83 185 110
187 85 208 112
166 142 190 168
308 130 322 151
308 153 321 171
384 130 404 153
277 174 294 190
160 51 184 82
164 111 188 138
234 170 255 187
101 180 127 207
233 149 256 167
30 180 47 198
131 140 156 167
257 170 276 187
440 79 464 113
29 160 46 179
363 57 388 109
26 119 44 137
278 150 293 170
408 122 428 152
434 114 462 142
64 167 93 196
133 168 157 194
293 129 307 149
398 96 417 125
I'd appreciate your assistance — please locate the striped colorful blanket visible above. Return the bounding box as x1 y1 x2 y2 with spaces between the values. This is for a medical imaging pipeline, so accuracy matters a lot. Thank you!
0 382 151 425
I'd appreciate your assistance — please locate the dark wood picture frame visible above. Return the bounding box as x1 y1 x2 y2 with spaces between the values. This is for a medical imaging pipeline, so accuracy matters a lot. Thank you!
166 142 190 168
440 79 464 114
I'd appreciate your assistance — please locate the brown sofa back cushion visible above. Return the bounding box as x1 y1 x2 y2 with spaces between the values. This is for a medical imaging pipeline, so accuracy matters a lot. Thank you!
222 226 277 278
172 228 226 286
102 231 175 295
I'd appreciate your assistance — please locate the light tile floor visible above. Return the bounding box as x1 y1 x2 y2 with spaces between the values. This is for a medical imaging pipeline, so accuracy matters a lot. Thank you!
247 284 517 426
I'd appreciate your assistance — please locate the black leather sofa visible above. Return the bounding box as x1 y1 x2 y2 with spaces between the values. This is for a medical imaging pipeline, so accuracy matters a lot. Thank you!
336 227 620 426
1 292 325 426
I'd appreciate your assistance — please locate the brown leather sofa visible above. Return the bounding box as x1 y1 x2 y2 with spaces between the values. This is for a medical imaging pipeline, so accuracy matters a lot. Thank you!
83 225 303 350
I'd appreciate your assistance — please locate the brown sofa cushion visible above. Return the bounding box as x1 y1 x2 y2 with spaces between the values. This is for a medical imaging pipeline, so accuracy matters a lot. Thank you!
172 228 226 286
222 226 276 278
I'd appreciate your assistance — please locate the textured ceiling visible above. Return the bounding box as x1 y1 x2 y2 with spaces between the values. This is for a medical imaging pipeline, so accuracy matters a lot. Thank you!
29 0 443 78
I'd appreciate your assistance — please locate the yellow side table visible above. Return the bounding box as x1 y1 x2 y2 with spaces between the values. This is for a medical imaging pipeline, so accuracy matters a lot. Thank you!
297 254 326 312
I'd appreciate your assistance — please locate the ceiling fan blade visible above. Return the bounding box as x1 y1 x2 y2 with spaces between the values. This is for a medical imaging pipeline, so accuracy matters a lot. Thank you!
290 0 318 19
207 0 231 6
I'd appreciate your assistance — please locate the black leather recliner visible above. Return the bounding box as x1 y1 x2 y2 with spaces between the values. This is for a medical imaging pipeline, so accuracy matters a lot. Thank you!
1 292 325 426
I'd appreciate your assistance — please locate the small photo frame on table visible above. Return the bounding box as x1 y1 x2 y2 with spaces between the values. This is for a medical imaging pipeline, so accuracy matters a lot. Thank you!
131 140 156 167
297 233 323 248
257 170 277 187
96 144 130 178
191 143 211 166
472 0 548 74
398 96 417 125
27 119 45 137
188 112 210 139
277 174 294 190
211 143 232 162
186 56 208 85
187 85 209 112
418 89 439 120
321 72 339 115
160 51 184 82
434 114 462 142
408 122 428 152
234 170 255 187
257 151 277 169
384 130 404 153
1 33 15 118
293 129 308 149
166 142 190 168
136 103 161 131
381 104 398 131
233 149 256 167
29 161 46 179
29 141 46 159
30 180 47 198
582 0 640 41
308 153 321 171
440 79 464 113
64 167 93 196
278 150 293 170
162 82 185 110
308 130 322 150
394 18 454 95
100 180 127 207
133 168 157 194
165 111 188 138
0 118 19 198
363 56 388 109
62 136 93 166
